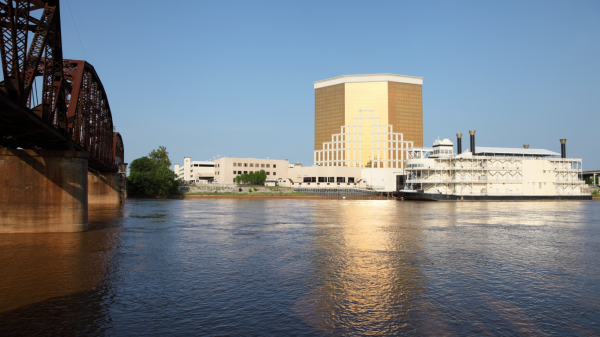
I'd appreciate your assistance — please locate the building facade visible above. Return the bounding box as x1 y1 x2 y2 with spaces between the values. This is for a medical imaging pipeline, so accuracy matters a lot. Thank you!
314 73 423 167
173 157 215 183
214 158 289 184
314 110 414 168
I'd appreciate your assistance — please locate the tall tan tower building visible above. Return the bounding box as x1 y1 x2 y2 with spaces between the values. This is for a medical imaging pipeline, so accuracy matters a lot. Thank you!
314 73 423 167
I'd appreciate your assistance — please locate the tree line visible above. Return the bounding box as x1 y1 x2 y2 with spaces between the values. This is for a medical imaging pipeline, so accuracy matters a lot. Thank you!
235 170 267 185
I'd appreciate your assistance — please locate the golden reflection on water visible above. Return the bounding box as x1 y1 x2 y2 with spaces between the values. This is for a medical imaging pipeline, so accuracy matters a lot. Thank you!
294 200 596 334
0 205 123 314
296 200 427 333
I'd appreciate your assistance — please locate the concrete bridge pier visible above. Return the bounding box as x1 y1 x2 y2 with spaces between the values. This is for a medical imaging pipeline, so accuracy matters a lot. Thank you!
88 167 127 205
0 149 89 233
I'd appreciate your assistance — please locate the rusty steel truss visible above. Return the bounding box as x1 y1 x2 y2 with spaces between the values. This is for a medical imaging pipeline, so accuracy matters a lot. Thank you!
0 0 123 172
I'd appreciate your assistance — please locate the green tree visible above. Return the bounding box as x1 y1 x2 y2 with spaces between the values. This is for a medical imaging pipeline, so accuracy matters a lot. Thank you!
148 146 172 168
129 156 155 173
234 170 267 186
127 146 180 197
257 170 267 184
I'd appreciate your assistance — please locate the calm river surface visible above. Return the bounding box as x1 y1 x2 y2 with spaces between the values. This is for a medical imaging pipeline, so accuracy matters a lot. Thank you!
1 199 599 336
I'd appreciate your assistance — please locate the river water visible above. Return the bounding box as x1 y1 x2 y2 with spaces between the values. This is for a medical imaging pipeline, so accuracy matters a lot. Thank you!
1 199 599 336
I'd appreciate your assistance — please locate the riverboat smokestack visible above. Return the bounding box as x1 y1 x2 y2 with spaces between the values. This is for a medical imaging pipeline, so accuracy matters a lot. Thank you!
523 145 529 149
469 130 476 155
456 133 462 154
560 139 566 158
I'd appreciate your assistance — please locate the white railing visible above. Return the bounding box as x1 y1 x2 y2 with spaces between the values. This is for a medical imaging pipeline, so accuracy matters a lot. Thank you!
406 178 522 184
554 180 585 184
401 190 590 196
408 166 523 171
554 168 581 172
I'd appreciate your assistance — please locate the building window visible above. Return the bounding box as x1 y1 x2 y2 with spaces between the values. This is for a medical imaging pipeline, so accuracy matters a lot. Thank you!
250 163 254 167
273 164 276 168
261 164 265 167
337 177 345 183
233 171 236 174
255 163 259 167
273 172 276 175
233 163 237 167
244 171 247 174
266 164 270 168
348 177 355 183
303 177 311 183
238 171 242 174
244 163 247 167
328 177 334 182
318 177 326 182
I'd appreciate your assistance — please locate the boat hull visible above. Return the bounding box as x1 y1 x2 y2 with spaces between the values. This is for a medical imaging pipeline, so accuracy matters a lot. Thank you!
395 191 592 201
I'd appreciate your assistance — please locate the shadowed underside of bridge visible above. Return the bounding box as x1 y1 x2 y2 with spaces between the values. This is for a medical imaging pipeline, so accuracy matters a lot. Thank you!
0 0 126 232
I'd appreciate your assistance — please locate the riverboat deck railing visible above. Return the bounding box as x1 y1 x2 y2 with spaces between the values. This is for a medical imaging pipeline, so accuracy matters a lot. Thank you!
407 166 583 172
400 189 589 196
406 178 525 184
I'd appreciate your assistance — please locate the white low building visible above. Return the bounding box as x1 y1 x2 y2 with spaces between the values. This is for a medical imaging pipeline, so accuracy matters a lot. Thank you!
173 157 215 183
278 166 405 192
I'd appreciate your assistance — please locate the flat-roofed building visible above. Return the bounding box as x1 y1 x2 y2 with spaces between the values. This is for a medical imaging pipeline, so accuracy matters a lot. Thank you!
214 158 289 184
314 73 423 167
173 157 215 183
279 166 403 192
284 166 363 188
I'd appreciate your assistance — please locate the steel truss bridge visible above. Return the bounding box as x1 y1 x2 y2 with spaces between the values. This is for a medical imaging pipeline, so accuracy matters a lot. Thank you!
0 0 123 172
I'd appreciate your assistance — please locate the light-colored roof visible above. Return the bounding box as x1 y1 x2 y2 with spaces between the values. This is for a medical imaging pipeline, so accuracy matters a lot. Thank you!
314 73 423 89
433 138 453 146
473 147 559 156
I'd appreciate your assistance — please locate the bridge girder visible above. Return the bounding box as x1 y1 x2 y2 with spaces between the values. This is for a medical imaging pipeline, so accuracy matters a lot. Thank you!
0 0 123 172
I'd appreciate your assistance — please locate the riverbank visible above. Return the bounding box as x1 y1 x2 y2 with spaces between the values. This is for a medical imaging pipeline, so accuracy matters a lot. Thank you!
182 194 388 200
179 185 389 200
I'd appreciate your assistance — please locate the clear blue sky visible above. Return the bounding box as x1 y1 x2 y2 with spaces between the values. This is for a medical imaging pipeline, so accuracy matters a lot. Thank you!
58 0 600 169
